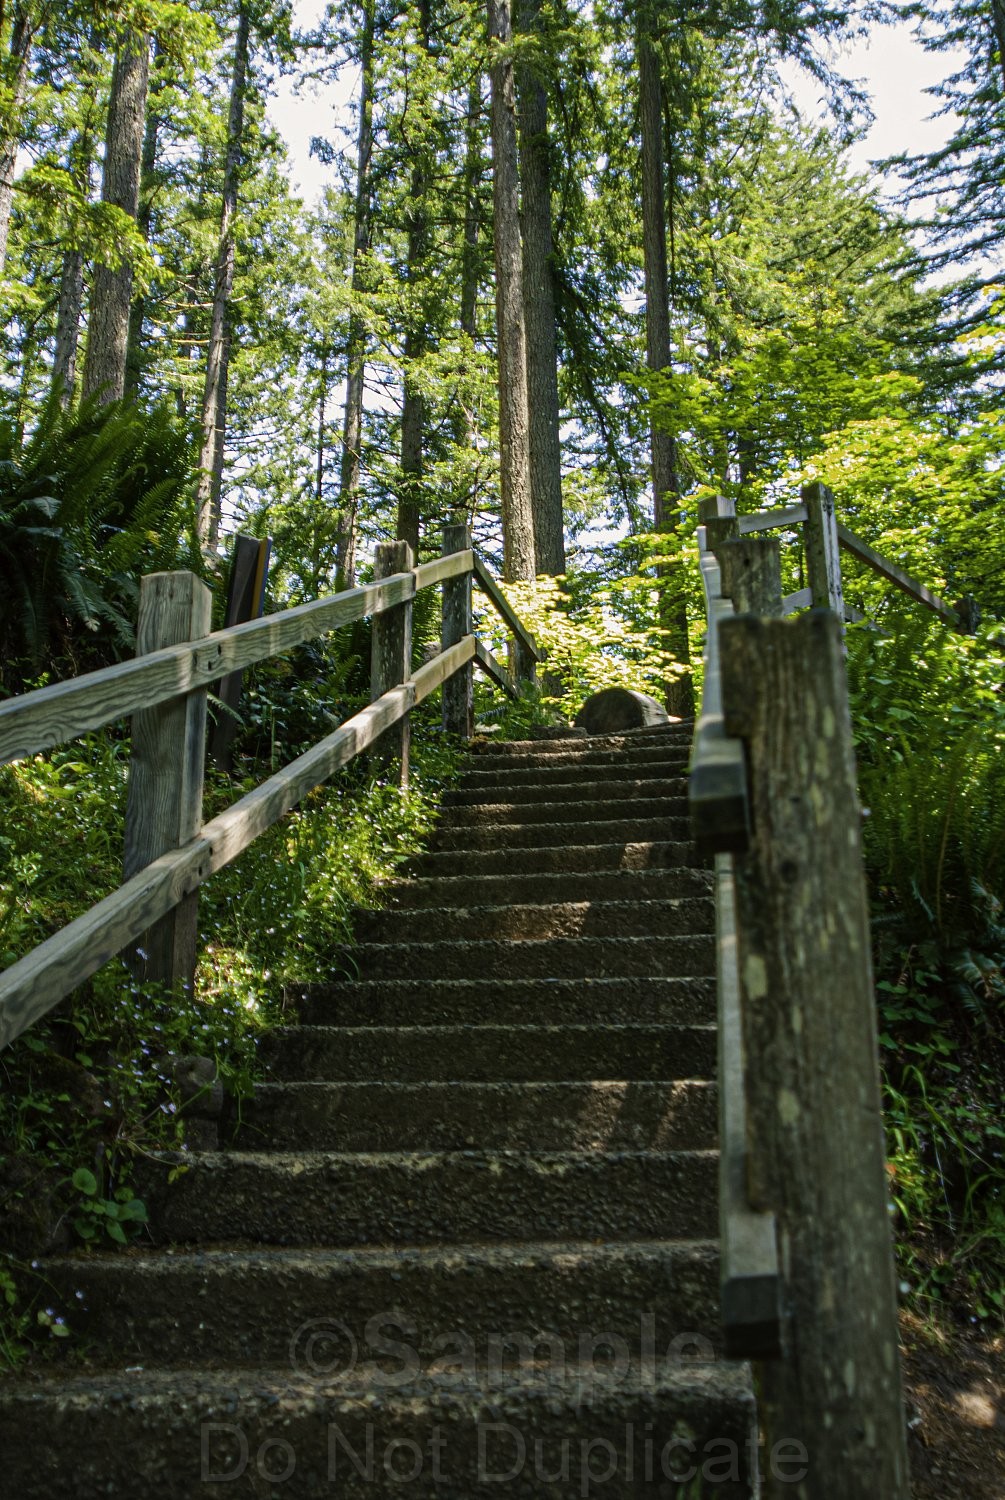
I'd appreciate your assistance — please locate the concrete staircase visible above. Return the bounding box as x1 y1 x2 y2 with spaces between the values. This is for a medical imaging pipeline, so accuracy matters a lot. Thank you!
0 725 758 1497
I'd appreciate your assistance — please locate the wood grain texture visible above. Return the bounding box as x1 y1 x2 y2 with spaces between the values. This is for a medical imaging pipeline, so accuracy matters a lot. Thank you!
802 481 845 616
123 572 211 993
737 502 808 534
720 609 909 1500
0 639 477 1049
0 572 416 765
718 535 783 618
473 638 517 700
472 556 541 664
412 549 472 591
370 541 413 784
837 522 961 627
716 851 781 1359
441 525 474 737
688 537 749 855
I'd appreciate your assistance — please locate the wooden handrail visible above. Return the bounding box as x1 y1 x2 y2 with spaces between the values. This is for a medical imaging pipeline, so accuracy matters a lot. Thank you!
472 556 542 664
694 491 911 1492
837 522 962 627
0 532 535 1047
0 549 499 767
0 573 415 766
689 497 781 1357
0 636 477 1049
729 489 966 630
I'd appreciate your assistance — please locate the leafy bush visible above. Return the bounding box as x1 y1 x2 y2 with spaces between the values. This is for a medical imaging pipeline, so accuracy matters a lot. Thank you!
0 706 460 1366
847 611 1005 1323
0 393 199 691
482 555 687 726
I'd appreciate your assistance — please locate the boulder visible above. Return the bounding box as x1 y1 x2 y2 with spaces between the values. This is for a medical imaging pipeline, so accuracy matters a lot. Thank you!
573 687 670 734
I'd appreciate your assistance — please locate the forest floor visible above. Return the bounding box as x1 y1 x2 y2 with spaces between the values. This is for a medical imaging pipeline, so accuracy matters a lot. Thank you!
902 1309 1004 1498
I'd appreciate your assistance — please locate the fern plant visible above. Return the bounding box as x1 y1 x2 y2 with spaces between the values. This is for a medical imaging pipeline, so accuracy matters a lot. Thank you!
0 393 199 691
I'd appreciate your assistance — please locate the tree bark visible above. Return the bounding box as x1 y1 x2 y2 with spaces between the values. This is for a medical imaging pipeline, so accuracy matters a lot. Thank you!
517 0 563 576
0 2 33 276
397 0 431 562
196 4 250 549
52 250 84 404
489 0 535 581
82 29 150 405
638 4 692 716
125 36 164 397
335 0 376 588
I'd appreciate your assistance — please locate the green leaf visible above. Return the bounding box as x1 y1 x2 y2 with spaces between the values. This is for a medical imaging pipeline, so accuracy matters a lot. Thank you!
71 1168 98 1196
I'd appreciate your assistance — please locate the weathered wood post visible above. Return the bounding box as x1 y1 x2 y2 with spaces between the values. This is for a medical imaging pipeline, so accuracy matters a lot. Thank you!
718 534 783 617
370 539 413 786
802 480 845 615
698 493 738 556
719 603 909 1500
211 533 271 772
441 523 474 738
124 571 212 994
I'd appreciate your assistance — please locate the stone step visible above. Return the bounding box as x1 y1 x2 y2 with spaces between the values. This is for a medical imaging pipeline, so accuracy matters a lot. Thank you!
379 867 712 911
295 976 716 1028
143 1149 719 1246
408 841 702 878
329 933 713 982
0 1360 756 1499
260 1023 716 1084
435 796 687 830
236 1079 718 1151
432 818 693 852
36 1238 721 1369
352 896 714 946
444 777 689 807
472 726 694 757
457 757 690 790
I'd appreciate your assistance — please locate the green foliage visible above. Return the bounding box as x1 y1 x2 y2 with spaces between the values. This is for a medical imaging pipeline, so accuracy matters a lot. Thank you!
0 688 460 1367
484 554 688 724
848 614 1005 941
847 612 1005 1322
0 393 198 691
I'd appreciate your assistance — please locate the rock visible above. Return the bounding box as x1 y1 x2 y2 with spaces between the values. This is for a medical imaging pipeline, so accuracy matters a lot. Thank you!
573 687 670 734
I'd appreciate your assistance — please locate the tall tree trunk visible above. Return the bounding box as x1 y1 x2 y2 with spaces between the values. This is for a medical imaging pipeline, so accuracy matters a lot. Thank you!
335 0 376 588
125 37 163 396
0 2 33 275
197 4 250 549
52 250 84 404
489 0 535 581
397 0 431 561
638 4 692 716
517 0 564 576
460 80 482 343
82 30 150 405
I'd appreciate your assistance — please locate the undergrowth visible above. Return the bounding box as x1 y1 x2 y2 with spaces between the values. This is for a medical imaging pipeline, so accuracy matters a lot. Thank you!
848 611 1005 1327
0 647 460 1369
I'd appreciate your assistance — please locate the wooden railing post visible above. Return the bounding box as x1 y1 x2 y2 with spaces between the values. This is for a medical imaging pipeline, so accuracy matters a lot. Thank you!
370 539 413 786
697 493 738 556
802 480 845 615
123 571 212 994
441 523 474 738
720 607 909 1500
718 535 783 617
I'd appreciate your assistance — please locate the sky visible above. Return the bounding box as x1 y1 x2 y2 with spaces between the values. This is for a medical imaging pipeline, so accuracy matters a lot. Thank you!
266 8 963 205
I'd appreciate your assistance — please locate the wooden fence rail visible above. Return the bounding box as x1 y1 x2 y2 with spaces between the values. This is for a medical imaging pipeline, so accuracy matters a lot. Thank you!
0 529 540 1050
690 488 926 1498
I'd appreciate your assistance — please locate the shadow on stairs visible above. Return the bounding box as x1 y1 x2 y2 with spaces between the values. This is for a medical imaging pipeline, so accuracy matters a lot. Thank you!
1 724 765 1498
